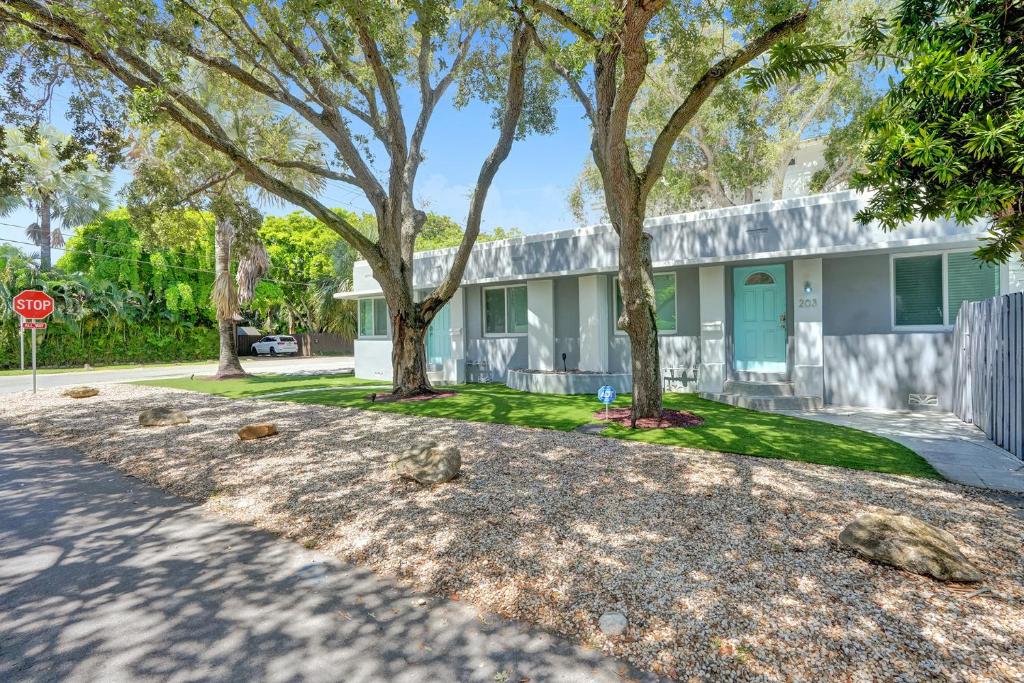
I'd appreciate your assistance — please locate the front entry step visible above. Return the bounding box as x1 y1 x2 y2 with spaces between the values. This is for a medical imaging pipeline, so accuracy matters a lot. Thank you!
702 379 823 411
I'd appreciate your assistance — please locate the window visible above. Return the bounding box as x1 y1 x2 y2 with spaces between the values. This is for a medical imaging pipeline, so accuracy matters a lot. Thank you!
358 297 389 338
892 252 998 328
615 272 677 333
744 271 775 286
483 285 528 336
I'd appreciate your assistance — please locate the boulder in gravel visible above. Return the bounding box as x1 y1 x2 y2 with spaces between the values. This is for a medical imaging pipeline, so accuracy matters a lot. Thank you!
138 406 190 427
63 386 99 399
598 612 628 636
238 423 278 441
839 510 983 582
394 441 460 484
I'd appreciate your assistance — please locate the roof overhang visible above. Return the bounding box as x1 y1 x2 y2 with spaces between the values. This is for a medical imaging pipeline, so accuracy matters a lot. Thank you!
333 289 383 300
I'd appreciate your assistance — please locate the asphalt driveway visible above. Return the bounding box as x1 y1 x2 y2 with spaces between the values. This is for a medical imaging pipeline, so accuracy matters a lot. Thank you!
0 424 651 682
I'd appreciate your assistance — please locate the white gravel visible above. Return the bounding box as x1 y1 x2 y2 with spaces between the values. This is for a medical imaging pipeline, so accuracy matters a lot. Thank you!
3 384 1023 681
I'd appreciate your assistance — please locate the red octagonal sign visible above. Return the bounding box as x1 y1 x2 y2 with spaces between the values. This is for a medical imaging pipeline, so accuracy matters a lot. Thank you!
13 289 55 320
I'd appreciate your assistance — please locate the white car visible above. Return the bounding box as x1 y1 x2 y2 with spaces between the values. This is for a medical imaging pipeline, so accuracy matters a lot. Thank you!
251 335 299 356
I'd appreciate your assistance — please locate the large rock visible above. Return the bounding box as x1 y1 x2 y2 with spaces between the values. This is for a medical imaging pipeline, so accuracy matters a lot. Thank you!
138 407 190 427
63 386 99 399
394 441 461 485
839 511 983 582
238 423 278 441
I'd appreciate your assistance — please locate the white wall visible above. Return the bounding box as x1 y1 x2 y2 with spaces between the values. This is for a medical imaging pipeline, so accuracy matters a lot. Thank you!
792 258 824 398
578 274 609 372
527 279 554 370
354 339 393 382
698 266 726 392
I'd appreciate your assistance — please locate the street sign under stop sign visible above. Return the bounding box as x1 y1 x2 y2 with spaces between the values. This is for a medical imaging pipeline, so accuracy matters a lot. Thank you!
13 289 54 395
13 289 54 319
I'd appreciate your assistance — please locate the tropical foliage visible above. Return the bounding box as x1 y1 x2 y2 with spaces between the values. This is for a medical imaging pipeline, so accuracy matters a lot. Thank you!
1 204 520 368
854 0 1024 263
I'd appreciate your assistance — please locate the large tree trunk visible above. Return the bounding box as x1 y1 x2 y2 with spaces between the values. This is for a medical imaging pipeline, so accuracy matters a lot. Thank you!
390 312 432 397
617 222 663 420
39 198 51 272
216 318 245 378
213 219 245 380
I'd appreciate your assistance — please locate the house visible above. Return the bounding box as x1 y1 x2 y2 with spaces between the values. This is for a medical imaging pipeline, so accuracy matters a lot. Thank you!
339 190 1024 411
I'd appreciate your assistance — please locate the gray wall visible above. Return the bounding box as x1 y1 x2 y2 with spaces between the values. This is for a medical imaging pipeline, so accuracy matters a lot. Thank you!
608 266 701 373
822 253 955 408
553 276 580 370
824 333 953 409
823 254 893 335
463 284 528 380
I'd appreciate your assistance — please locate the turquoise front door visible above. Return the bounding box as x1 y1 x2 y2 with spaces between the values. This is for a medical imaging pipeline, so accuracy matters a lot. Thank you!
733 264 787 373
425 302 451 370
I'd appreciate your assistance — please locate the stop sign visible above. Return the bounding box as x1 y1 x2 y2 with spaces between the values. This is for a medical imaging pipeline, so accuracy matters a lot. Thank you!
13 289 55 320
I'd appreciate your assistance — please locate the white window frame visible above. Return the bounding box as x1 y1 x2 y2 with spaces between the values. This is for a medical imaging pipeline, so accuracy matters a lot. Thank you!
613 271 678 336
358 296 389 339
482 284 528 338
890 249 1000 331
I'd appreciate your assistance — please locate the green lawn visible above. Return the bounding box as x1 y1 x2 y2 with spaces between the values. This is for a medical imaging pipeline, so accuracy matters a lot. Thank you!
142 375 942 479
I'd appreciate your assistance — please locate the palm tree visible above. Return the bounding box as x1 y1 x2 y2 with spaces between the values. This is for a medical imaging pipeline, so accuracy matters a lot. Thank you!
0 125 111 271
128 74 325 378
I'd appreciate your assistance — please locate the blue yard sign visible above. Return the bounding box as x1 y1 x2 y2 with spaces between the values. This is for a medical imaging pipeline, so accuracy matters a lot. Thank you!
597 385 617 418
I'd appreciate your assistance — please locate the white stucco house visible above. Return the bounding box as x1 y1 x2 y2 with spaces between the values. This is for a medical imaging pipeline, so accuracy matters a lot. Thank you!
338 190 1023 411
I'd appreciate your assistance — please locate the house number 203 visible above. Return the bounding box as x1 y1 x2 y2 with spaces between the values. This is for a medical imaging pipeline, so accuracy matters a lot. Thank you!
798 297 818 308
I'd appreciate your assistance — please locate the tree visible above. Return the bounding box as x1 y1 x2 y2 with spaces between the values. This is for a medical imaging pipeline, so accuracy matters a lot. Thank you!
517 0 841 419
0 0 552 397
0 123 110 270
853 0 1024 264
126 73 323 379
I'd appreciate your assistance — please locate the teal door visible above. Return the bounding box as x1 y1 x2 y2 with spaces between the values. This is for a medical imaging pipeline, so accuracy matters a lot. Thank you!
426 303 451 369
733 264 787 373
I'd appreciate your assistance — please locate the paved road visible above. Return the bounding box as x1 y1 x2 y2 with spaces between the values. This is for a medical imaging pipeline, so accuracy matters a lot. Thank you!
0 425 652 683
0 356 355 395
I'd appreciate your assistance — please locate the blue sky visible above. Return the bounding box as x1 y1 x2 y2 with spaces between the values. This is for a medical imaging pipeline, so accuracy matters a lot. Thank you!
1 87 596 259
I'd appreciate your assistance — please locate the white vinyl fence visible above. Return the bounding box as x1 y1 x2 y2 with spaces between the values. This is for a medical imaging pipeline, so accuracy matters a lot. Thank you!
951 292 1024 461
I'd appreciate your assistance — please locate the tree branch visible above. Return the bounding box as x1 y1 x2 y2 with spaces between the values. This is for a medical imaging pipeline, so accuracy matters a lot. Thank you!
641 11 811 195
421 23 531 315
519 0 596 43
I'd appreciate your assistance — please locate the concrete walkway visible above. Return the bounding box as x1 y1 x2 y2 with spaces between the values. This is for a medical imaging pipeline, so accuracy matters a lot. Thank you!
0 355 354 395
780 407 1024 493
0 425 654 683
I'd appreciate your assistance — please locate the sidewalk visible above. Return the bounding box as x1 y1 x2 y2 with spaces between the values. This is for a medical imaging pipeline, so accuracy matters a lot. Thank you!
0 424 654 683
779 407 1024 493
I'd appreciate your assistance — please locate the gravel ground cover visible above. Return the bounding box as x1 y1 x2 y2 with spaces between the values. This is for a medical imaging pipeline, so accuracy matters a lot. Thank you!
3 384 1022 681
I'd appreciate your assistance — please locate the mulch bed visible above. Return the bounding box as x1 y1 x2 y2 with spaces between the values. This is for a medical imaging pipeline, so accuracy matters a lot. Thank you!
367 390 457 404
595 407 705 429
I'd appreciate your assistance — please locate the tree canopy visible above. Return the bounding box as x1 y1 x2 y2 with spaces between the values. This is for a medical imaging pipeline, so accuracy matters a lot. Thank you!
853 0 1024 262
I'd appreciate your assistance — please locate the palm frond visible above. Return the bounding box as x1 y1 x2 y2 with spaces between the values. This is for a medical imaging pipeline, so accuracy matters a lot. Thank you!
236 240 270 304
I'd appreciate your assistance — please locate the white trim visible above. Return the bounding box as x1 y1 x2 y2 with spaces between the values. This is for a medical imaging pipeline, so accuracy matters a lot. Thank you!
482 284 529 338
889 248 998 332
357 296 390 339
612 271 678 336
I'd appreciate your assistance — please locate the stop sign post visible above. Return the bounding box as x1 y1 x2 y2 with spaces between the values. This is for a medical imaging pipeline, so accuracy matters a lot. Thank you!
13 290 54 394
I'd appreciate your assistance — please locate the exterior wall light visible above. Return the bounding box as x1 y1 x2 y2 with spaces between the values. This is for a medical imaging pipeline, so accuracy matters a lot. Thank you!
804 281 813 294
